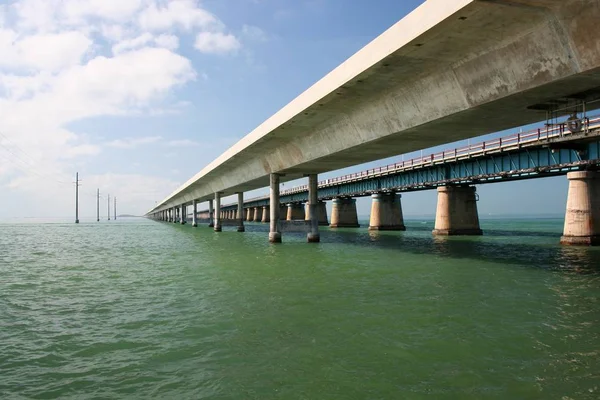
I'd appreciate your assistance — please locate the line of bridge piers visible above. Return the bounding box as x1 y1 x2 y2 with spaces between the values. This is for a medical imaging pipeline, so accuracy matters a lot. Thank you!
151 170 600 246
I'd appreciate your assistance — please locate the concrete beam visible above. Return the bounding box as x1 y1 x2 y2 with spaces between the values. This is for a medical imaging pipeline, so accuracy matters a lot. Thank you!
147 0 600 215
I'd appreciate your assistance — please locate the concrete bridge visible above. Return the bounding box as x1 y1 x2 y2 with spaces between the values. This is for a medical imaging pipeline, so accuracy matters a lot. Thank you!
154 116 600 245
146 0 600 245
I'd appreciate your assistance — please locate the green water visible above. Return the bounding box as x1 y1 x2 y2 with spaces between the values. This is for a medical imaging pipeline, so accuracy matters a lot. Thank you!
1 218 599 399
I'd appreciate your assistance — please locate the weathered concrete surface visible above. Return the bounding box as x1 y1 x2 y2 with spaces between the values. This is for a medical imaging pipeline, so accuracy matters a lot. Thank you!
279 205 287 220
237 193 245 232
287 203 305 221
253 207 262 222
432 186 482 235
269 174 282 243
560 171 600 246
261 206 270 223
305 201 329 226
368 193 406 231
330 198 360 228
307 174 320 243
148 0 600 216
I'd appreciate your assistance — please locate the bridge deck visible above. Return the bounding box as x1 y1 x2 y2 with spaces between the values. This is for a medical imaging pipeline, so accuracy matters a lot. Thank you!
149 0 600 215
210 115 600 211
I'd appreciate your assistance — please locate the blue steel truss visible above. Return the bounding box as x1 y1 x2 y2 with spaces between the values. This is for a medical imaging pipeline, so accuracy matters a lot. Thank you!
216 139 600 211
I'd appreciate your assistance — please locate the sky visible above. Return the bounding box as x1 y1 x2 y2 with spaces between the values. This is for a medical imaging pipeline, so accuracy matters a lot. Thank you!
0 0 572 220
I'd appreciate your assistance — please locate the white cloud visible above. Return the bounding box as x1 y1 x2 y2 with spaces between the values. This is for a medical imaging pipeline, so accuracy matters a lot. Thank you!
62 0 144 23
154 33 179 50
0 0 241 217
0 30 92 71
167 139 199 147
194 31 240 54
112 32 154 54
138 0 220 32
112 33 180 54
106 136 162 149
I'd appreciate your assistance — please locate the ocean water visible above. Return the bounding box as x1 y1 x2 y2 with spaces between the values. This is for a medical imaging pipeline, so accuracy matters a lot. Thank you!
1 217 599 399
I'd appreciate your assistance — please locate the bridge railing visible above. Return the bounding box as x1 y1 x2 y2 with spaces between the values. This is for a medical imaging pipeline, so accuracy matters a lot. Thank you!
275 114 600 196
227 115 600 205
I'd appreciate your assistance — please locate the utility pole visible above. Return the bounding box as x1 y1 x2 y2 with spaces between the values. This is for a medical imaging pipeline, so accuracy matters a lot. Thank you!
96 188 100 222
75 172 80 224
107 194 111 221
114 197 117 220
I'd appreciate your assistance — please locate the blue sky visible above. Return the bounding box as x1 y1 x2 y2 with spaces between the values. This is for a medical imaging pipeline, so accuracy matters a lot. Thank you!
0 0 570 219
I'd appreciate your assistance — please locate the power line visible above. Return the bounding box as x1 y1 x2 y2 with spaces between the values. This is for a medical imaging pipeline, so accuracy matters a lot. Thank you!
0 132 72 185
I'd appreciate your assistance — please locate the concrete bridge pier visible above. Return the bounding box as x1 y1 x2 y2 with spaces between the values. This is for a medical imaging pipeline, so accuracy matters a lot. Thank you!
181 204 187 224
279 205 287 220
287 203 305 220
307 174 320 243
253 207 262 222
261 206 270 223
237 193 245 232
330 198 360 228
305 201 328 226
246 207 254 222
192 200 198 227
214 193 222 232
369 193 406 231
432 186 482 236
173 206 177 223
208 200 214 228
561 171 600 246
269 173 282 243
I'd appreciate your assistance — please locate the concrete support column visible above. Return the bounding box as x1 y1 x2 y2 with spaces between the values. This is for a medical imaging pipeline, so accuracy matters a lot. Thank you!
560 171 600 245
253 207 262 222
246 208 254 222
369 193 406 231
192 202 197 226
279 205 287 220
208 200 214 227
432 186 482 235
287 203 305 220
307 174 320 243
173 206 177 223
305 201 328 226
261 206 270 223
269 173 282 243
237 192 245 232
214 193 222 232
180 204 186 224
330 198 360 228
